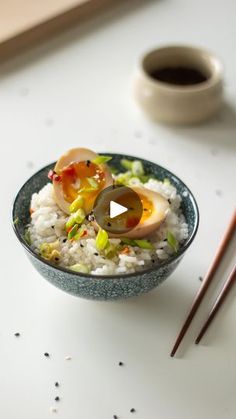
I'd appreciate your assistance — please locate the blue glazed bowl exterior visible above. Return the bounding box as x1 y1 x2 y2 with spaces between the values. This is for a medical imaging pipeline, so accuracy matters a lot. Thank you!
12 153 199 301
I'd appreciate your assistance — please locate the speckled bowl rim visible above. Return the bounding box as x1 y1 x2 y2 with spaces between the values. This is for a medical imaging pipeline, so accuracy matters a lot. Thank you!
12 154 199 280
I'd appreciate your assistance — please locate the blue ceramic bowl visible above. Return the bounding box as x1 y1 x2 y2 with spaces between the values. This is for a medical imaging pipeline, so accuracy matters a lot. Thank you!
12 153 199 301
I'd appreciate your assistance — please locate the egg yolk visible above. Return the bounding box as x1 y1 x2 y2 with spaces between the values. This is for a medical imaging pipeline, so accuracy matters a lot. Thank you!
140 194 153 222
59 161 106 204
116 192 153 229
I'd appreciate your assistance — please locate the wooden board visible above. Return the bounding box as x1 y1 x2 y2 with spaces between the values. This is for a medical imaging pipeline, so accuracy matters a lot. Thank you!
0 0 112 61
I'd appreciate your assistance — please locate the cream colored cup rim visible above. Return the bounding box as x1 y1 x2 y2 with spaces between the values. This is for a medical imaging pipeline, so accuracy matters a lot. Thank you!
139 44 223 93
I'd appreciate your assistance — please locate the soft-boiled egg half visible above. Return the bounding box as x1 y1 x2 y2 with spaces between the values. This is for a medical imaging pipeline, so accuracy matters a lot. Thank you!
50 148 113 214
107 186 170 239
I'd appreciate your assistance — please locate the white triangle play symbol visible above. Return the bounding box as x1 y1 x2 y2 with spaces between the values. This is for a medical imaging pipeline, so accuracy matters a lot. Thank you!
109 201 128 219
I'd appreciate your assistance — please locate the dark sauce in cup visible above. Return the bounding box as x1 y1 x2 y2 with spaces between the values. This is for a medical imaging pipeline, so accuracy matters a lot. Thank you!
149 66 208 86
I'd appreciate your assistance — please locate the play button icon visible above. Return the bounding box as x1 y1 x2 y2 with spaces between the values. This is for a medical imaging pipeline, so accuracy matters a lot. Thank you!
93 185 143 234
110 201 128 219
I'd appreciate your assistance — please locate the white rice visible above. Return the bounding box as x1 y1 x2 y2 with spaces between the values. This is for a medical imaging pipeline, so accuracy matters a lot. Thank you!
28 178 188 276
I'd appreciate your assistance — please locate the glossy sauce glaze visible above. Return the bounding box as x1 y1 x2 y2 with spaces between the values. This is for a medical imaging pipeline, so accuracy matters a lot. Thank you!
59 161 106 203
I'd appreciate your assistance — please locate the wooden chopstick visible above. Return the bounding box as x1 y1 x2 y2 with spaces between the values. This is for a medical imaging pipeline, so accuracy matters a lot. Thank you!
195 264 236 344
170 210 236 357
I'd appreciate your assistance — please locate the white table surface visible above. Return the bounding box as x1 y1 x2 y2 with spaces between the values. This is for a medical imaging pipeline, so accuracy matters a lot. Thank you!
1 1 236 418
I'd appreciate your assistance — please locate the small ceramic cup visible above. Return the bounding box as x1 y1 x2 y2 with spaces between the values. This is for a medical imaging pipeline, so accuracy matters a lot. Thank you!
133 45 223 125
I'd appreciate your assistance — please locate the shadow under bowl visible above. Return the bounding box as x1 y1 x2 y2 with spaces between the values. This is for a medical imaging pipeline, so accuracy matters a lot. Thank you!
12 153 199 301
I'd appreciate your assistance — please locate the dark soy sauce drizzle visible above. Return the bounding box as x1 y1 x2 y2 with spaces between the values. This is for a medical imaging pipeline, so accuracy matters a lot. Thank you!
149 66 208 86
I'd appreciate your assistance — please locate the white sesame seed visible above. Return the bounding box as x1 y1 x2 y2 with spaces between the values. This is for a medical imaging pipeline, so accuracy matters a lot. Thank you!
65 356 72 360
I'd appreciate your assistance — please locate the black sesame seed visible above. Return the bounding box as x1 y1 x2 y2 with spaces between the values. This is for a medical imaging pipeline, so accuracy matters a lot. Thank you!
168 199 171 204
80 243 84 248
63 238 67 243
130 408 136 413
199 276 203 282
55 382 59 387
152 259 155 263
94 253 99 256
55 258 59 261
113 415 118 419
119 361 124 366
86 160 91 167
107 222 111 227
55 397 60 402
44 352 50 357
51 225 55 229
14 332 20 337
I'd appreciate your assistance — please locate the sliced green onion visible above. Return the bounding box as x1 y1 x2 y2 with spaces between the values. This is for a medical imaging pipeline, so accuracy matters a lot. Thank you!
121 238 154 249
68 223 79 239
40 243 51 258
139 174 155 183
79 187 97 193
133 239 154 249
24 229 31 245
132 160 144 176
121 238 136 246
74 208 86 225
115 171 132 186
110 166 119 175
13 217 19 225
104 242 119 259
39 241 60 259
73 226 86 241
121 158 133 170
69 263 90 273
69 195 84 213
66 215 76 230
120 159 145 180
164 178 171 186
129 177 140 184
167 231 179 253
96 228 109 250
92 155 112 165
87 177 99 189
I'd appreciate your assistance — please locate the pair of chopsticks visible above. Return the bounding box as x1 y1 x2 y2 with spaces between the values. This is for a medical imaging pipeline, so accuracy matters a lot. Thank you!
171 210 236 357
